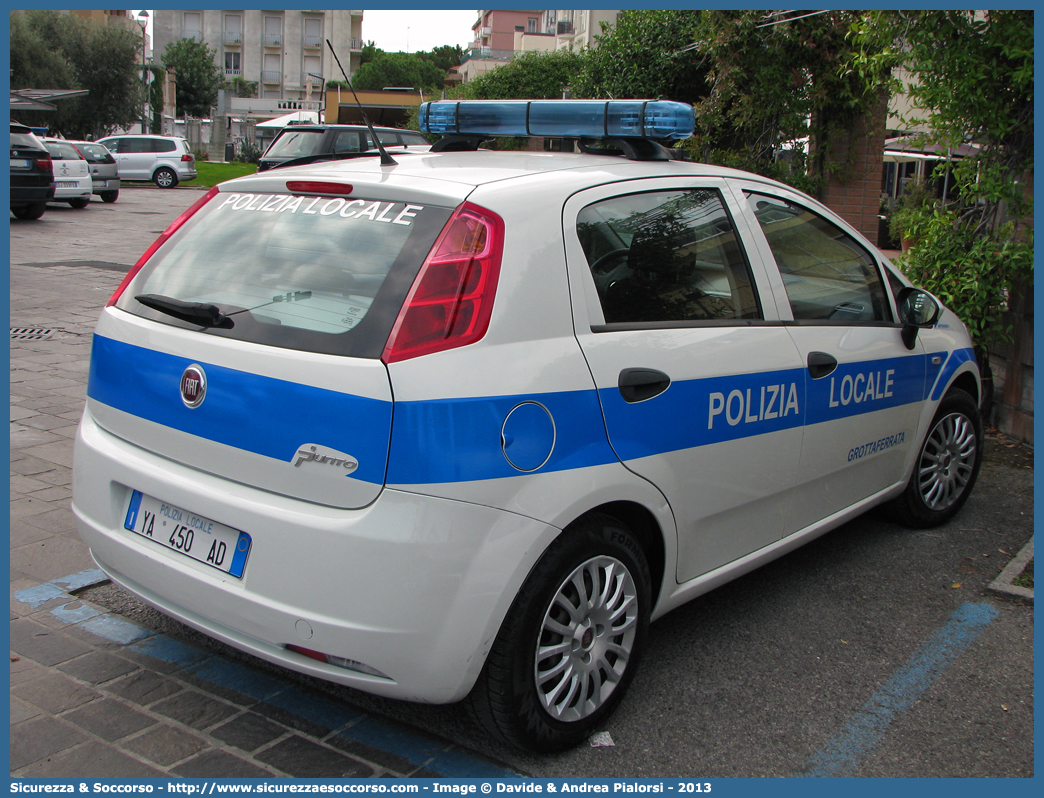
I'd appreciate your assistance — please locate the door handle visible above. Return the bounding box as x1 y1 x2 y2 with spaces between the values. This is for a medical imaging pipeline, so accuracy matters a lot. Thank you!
618 368 671 403
807 351 838 379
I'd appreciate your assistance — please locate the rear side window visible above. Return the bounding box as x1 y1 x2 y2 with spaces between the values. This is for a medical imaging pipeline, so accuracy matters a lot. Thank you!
117 191 454 358
577 189 761 324
152 139 177 153
399 132 429 146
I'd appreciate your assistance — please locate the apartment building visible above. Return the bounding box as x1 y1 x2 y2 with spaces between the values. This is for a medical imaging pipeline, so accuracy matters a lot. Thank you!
457 9 620 84
152 10 364 120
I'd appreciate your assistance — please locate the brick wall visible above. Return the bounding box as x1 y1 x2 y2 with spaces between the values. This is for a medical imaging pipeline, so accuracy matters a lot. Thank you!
816 92 888 240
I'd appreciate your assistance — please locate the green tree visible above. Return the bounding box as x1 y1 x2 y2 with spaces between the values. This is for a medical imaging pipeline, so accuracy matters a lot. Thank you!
226 76 258 99
422 44 464 73
351 52 445 93
851 10 1034 356
147 65 167 134
572 10 709 104
683 10 892 193
162 38 224 118
460 50 584 100
10 10 141 138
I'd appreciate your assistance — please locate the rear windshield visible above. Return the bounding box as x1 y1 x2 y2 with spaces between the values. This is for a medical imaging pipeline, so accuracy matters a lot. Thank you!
11 132 43 150
44 141 83 160
75 143 116 163
265 130 325 160
116 190 454 358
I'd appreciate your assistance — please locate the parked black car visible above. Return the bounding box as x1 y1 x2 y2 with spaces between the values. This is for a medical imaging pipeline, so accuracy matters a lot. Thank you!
258 124 430 171
10 122 55 220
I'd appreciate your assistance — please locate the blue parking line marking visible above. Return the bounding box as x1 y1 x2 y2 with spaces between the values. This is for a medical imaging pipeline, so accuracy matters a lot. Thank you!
21 571 520 778
803 602 999 777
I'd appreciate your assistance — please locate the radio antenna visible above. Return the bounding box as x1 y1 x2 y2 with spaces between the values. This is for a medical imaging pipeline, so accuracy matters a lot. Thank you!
326 39 397 166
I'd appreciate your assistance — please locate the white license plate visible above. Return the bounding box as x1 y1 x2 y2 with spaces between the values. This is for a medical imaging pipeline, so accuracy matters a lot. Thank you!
56 181 78 188
123 491 251 578
10 158 30 168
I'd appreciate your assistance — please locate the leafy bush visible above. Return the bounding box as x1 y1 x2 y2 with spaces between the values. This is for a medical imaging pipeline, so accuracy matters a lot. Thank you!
895 209 1033 353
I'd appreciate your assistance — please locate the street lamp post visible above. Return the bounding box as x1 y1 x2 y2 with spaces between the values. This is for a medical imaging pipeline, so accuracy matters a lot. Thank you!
138 11 150 134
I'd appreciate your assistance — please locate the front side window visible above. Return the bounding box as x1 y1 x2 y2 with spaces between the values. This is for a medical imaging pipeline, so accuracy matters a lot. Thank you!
577 189 760 324
745 193 891 323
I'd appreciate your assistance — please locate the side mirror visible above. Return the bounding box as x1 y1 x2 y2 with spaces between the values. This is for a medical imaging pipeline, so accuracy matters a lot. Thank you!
897 287 940 350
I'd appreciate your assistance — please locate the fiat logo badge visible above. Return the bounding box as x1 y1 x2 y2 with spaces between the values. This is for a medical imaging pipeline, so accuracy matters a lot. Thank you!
180 365 207 408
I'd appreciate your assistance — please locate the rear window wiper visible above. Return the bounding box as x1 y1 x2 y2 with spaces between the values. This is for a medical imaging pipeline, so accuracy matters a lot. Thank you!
136 295 234 329
136 291 313 329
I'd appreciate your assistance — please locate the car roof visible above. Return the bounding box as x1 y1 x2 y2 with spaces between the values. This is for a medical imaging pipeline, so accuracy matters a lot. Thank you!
227 148 772 194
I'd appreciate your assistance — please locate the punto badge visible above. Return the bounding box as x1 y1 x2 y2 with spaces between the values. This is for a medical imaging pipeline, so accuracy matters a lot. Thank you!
180 365 207 408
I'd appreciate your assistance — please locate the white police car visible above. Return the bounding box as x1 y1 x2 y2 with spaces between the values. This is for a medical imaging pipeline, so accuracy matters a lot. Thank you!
73 100 982 752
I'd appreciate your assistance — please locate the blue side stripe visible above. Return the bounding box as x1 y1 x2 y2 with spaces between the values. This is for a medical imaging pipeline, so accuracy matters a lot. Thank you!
90 334 940 488
930 347 977 400
88 335 392 485
386 388 620 484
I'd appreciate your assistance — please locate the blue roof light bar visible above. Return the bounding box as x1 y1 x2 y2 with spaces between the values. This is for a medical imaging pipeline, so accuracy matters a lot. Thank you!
418 100 695 141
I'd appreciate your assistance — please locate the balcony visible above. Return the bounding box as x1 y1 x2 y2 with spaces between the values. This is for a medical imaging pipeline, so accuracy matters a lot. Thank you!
262 33 282 47
181 29 202 41
557 21 573 35
303 34 323 48
224 68 241 78
459 47 514 64
223 31 242 45
230 97 321 117
350 38 364 51
261 71 282 84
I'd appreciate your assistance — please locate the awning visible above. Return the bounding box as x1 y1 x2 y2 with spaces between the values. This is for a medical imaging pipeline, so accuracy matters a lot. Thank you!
10 88 90 111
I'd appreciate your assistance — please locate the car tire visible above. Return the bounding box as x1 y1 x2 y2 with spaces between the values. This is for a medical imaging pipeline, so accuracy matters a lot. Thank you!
154 168 178 188
468 513 651 752
100 190 119 203
884 388 983 528
69 198 90 209
12 203 46 220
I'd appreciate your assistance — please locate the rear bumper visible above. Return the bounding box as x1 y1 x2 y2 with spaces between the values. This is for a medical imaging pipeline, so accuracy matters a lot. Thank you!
72 407 554 703
11 182 54 206
92 177 120 193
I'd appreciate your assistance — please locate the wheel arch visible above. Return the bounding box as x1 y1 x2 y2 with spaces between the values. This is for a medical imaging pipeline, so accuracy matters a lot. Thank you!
948 369 980 407
567 500 667 608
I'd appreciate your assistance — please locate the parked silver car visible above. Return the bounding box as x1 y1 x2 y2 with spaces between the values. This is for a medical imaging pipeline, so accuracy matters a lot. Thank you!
95 134 197 188
68 141 121 203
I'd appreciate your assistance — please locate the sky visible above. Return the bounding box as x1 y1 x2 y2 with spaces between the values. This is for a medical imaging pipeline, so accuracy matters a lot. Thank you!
360 9 478 53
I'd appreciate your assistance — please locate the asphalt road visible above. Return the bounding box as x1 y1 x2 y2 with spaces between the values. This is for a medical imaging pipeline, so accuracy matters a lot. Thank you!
10 186 1034 778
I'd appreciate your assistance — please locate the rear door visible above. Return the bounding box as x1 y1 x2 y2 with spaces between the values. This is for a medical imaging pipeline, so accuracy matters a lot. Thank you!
564 178 806 582
92 184 454 509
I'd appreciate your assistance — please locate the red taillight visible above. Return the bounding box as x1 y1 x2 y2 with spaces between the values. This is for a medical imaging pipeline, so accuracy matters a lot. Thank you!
35 155 52 172
285 180 353 196
107 186 221 307
382 202 504 364
181 153 194 162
